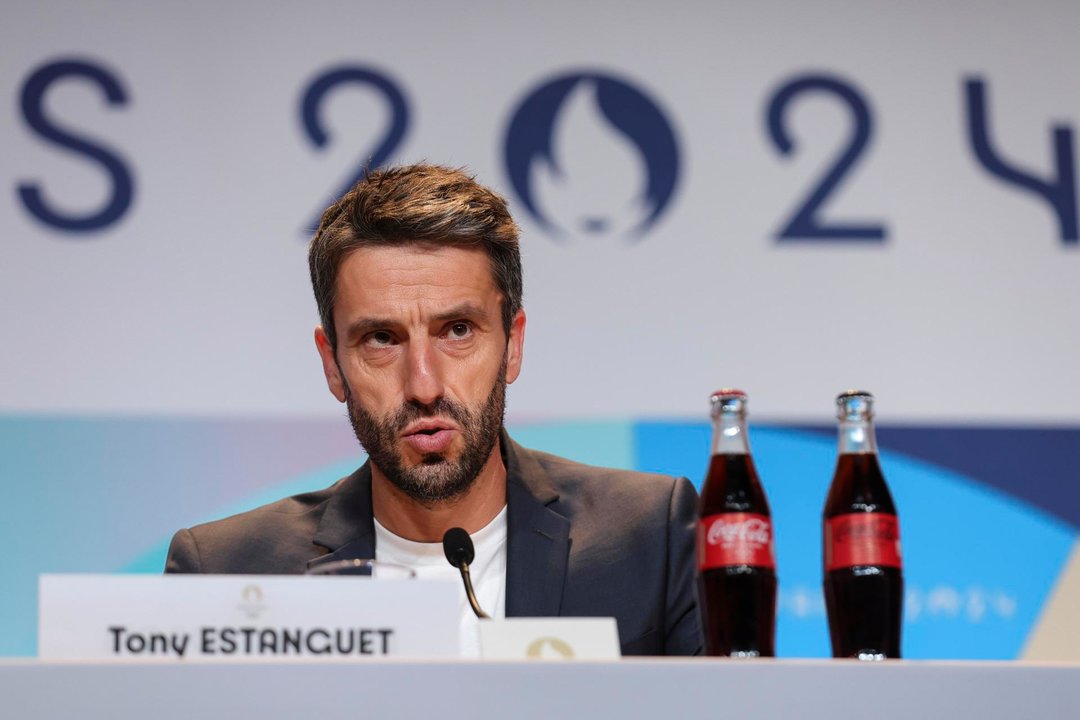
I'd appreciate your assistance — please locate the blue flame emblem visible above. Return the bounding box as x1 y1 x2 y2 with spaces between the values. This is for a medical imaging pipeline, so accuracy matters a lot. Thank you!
503 71 681 241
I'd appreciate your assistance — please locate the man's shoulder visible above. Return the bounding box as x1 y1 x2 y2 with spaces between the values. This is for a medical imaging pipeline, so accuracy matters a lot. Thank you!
166 478 348 574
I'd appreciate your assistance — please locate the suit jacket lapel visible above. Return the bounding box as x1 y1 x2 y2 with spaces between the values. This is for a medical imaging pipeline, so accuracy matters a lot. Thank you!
306 462 377 572
503 433 571 617
305 438 572 616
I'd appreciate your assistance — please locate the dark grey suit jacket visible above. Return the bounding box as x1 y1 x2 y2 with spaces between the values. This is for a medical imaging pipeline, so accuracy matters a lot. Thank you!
165 433 703 656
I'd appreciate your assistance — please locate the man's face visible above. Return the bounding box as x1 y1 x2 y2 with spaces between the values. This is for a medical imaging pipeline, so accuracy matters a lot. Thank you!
315 244 525 504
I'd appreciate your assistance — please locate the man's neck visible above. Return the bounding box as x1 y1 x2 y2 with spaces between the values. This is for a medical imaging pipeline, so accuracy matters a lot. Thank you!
370 445 508 543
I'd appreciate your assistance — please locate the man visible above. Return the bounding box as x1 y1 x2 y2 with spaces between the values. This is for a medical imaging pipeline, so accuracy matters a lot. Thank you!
166 164 702 656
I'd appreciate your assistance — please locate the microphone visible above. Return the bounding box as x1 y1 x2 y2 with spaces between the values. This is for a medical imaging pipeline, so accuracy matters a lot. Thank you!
442 527 490 619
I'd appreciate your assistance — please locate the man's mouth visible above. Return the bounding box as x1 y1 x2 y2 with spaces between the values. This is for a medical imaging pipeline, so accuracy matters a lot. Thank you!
401 420 458 454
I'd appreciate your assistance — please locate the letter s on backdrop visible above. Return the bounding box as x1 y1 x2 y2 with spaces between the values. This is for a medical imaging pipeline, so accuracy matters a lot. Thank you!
18 58 135 234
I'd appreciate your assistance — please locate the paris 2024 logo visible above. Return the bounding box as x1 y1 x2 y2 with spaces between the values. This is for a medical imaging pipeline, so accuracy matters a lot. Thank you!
503 71 681 243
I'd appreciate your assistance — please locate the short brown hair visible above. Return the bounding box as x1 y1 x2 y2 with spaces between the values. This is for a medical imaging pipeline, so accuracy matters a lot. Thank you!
308 164 522 350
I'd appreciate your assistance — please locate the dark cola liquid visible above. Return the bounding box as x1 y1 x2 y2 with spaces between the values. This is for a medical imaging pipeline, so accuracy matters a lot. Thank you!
823 453 903 659
698 453 776 657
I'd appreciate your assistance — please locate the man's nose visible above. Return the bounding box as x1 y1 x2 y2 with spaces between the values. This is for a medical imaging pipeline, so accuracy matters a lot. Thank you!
402 337 445 407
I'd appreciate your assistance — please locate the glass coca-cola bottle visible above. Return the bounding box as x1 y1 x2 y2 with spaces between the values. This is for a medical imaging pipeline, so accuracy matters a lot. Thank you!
696 389 777 657
823 390 903 659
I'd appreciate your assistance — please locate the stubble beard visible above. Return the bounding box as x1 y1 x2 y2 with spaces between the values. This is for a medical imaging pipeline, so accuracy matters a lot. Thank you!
342 355 508 505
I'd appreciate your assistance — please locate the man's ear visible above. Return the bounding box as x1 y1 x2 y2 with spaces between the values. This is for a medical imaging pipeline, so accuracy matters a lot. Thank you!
314 326 346 403
504 309 526 384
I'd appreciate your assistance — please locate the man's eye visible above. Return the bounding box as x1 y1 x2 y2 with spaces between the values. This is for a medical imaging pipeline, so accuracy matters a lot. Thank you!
447 322 472 339
365 331 394 347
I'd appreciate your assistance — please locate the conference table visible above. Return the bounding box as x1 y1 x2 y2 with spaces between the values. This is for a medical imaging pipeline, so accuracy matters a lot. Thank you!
2 657 1076 718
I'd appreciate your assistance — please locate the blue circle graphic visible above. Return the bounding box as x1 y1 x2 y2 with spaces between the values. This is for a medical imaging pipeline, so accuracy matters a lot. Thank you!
503 71 680 241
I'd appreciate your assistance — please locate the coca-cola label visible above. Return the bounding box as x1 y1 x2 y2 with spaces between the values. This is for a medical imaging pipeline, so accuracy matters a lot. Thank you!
697 513 775 570
824 513 902 570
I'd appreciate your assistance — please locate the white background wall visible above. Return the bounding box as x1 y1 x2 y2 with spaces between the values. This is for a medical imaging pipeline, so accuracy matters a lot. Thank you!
3 0 1078 424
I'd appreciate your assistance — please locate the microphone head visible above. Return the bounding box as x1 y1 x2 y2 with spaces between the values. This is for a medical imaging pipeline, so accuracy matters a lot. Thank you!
442 527 475 569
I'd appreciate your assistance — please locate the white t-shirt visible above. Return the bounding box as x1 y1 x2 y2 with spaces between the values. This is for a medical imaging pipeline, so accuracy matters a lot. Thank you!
373 507 507 657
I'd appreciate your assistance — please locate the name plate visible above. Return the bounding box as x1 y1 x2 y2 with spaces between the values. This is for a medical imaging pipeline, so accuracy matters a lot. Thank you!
479 618 620 660
39 574 459 661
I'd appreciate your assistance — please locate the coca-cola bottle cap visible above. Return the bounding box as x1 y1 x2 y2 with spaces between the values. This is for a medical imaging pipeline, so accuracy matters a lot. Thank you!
710 389 748 418
836 390 874 421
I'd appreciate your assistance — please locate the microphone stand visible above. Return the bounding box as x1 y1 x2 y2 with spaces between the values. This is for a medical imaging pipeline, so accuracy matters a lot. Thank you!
459 563 490 620
443 527 491 620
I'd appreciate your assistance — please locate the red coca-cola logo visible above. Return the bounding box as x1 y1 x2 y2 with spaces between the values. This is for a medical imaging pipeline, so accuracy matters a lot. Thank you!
706 517 772 546
825 513 902 570
697 513 775 570
831 516 899 543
